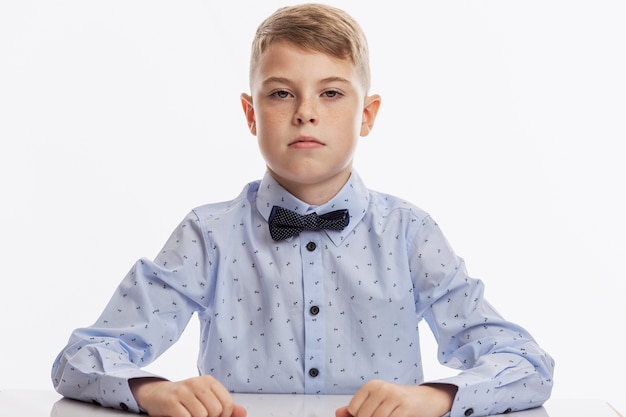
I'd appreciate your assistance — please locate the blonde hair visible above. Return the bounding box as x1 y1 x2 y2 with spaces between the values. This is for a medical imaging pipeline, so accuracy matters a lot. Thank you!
249 3 371 92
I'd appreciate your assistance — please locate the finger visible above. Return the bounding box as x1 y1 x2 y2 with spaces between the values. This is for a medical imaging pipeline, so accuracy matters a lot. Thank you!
189 379 237 417
371 400 400 417
335 405 353 417
348 386 382 417
192 390 225 417
181 392 215 417
173 379 221 417
347 388 369 416
205 381 236 417
232 404 248 417
350 391 387 417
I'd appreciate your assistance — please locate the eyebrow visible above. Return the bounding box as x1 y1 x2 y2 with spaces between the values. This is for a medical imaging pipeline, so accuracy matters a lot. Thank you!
262 76 352 86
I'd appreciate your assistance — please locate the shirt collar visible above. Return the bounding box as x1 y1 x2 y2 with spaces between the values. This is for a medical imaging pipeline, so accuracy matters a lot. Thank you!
256 171 369 246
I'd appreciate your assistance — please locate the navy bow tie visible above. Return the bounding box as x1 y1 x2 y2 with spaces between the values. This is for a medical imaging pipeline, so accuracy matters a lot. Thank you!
268 205 350 241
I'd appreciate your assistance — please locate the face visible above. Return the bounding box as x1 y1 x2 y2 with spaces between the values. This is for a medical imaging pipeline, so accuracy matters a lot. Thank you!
241 41 380 204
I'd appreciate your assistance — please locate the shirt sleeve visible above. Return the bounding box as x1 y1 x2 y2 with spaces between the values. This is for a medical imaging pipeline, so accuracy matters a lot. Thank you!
409 215 555 417
51 211 211 413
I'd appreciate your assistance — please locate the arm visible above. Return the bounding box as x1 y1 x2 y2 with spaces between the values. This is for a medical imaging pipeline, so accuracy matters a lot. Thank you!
336 214 554 417
412 216 555 417
51 212 212 412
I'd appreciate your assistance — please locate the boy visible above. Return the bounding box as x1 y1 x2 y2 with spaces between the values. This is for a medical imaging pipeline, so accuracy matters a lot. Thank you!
52 4 554 417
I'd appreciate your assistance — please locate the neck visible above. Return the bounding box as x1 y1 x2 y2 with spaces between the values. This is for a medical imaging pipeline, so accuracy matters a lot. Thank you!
267 170 351 206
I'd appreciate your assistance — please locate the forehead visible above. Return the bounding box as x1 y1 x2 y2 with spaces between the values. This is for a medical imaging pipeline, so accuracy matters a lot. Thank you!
252 42 360 87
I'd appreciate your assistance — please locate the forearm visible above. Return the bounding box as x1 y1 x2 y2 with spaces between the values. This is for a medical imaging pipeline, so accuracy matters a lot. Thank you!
430 351 554 417
418 254 554 416
52 336 163 412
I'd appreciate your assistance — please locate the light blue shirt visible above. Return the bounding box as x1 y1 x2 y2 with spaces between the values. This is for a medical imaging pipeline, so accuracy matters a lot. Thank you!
52 171 554 417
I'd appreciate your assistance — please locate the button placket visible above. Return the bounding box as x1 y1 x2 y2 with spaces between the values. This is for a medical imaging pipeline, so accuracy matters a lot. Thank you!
299 233 325 393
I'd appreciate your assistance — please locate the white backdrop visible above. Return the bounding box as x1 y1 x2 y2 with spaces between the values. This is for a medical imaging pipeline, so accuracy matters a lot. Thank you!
1 0 625 414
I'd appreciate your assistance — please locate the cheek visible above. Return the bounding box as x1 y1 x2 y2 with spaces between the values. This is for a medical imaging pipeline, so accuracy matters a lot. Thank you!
256 108 289 133
333 110 363 137
330 100 363 127
255 115 283 156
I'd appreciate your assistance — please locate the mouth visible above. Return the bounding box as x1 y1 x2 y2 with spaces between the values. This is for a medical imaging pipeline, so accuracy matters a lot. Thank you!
288 136 325 149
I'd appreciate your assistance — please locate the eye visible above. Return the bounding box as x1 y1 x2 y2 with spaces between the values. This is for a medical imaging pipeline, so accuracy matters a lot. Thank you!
270 90 292 99
322 90 343 99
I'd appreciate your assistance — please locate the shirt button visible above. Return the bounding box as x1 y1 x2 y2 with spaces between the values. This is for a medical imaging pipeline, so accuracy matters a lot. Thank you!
308 368 319 377
464 408 474 416
309 305 320 316
306 241 317 251
119 403 129 411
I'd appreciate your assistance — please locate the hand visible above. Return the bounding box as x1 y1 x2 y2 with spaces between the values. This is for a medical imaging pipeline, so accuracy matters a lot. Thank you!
129 376 247 417
335 380 457 417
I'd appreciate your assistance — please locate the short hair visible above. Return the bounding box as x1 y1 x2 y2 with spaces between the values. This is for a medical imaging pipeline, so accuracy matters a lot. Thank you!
249 3 371 92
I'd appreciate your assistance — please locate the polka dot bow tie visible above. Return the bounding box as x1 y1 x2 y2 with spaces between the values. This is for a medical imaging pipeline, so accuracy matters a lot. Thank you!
268 205 350 241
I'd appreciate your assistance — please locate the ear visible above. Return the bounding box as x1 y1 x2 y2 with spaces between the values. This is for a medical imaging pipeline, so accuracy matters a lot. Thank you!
240 93 256 135
360 94 381 137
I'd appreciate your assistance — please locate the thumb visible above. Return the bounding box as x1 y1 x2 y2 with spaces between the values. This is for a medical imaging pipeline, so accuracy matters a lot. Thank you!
335 405 352 417
232 404 248 417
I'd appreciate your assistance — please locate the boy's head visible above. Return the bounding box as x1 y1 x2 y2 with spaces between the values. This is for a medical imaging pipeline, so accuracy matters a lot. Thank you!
241 4 380 205
249 3 371 93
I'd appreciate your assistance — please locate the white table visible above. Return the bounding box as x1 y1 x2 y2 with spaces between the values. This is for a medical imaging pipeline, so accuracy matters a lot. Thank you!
0 390 622 417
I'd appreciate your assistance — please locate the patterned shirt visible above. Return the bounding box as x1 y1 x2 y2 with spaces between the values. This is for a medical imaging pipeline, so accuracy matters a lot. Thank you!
52 171 554 417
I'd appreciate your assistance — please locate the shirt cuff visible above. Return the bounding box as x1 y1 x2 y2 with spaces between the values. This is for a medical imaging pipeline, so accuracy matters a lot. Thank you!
427 374 495 417
99 368 164 413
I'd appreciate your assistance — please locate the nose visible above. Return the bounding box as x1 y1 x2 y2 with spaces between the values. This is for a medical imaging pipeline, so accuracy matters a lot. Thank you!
293 98 318 125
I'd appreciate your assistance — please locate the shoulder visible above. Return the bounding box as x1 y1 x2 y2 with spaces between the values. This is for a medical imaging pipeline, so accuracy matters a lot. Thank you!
365 189 450 253
190 180 261 223
367 188 431 223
